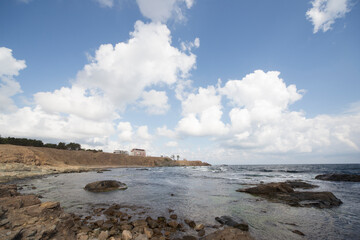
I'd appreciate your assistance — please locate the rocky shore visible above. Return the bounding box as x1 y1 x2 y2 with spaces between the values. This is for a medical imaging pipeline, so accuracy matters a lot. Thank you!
0 184 253 240
0 145 210 183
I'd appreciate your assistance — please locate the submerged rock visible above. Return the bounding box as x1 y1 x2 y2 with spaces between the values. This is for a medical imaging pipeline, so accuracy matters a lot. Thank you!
215 216 249 231
201 227 254 240
237 181 342 208
84 180 127 192
315 174 360 182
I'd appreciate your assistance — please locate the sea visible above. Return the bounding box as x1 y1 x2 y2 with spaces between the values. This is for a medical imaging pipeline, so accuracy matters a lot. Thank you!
16 164 360 240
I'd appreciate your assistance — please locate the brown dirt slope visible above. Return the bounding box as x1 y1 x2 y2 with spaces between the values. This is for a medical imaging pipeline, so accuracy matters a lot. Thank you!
0 144 209 167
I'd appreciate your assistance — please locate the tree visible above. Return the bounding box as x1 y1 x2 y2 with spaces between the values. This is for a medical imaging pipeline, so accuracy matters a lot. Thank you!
176 155 180 160
66 142 81 151
57 142 66 150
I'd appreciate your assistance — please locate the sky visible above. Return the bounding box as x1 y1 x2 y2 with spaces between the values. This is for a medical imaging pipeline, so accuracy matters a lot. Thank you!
0 0 359 165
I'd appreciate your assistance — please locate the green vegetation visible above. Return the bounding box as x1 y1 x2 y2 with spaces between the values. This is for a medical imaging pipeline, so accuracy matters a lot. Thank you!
0 136 102 152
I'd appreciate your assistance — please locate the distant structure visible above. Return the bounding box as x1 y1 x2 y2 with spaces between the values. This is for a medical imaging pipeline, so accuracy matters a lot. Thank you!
131 148 146 157
113 150 129 155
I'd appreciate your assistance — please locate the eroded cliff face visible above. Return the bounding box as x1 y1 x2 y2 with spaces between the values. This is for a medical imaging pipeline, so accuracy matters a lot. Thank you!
0 145 210 182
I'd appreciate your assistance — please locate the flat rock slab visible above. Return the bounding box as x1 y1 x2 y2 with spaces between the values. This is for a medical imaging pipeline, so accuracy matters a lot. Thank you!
237 181 342 209
315 174 360 182
201 227 254 240
84 180 127 192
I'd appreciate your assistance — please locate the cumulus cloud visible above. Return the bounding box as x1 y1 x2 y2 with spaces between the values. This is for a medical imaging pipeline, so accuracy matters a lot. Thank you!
136 0 195 22
0 20 196 149
0 47 26 113
139 90 170 115
76 21 196 110
117 122 133 142
219 70 359 154
306 0 351 33
0 106 115 143
176 86 229 136
137 125 152 140
157 125 177 138
34 86 118 121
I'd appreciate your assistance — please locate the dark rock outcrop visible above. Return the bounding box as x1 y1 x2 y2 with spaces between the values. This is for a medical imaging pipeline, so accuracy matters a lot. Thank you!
215 216 249 231
237 181 342 208
315 174 360 182
84 180 127 192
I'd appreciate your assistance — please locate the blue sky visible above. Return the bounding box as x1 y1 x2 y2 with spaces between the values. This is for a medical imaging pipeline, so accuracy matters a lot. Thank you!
0 0 359 164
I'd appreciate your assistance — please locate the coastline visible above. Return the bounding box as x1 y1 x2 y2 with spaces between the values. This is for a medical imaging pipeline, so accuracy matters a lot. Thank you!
0 144 210 183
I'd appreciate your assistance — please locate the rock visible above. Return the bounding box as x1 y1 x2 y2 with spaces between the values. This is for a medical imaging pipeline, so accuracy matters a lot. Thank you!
184 219 196 228
146 217 158 229
144 227 153 238
120 224 134 231
157 216 166 223
315 174 360 182
198 229 205 237
98 230 109 240
132 219 148 227
237 182 294 195
194 224 204 231
182 236 197 240
134 233 148 240
168 220 179 229
202 227 254 240
292 230 305 236
170 214 178 220
215 216 249 231
84 180 127 192
122 230 133 240
286 181 318 189
237 181 342 209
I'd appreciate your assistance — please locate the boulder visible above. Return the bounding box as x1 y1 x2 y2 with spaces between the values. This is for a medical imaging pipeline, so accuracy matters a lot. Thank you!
122 230 133 240
84 180 127 192
215 216 249 231
315 174 360 182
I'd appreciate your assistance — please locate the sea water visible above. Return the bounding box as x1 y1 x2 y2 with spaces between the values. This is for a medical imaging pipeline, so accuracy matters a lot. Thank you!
16 164 360 240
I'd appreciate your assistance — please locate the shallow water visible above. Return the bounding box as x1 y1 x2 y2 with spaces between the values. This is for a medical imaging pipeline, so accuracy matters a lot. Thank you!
16 164 360 240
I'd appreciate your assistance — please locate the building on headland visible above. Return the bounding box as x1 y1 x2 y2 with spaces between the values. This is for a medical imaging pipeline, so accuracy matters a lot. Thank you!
113 150 129 155
131 148 146 157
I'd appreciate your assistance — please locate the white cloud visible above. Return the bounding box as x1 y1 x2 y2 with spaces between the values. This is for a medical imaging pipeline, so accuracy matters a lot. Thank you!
157 125 177 138
95 0 114 8
306 0 351 33
219 70 359 154
34 86 118 121
0 106 115 143
136 0 195 22
165 141 178 147
181 37 200 52
76 21 196 110
0 47 26 113
117 122 133 142
0 47 26 78
137 125 152 140
176 86 229 136
140 90 170 115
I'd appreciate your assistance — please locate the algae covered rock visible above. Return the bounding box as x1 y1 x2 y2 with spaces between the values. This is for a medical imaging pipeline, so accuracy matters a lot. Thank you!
84 180 127 192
